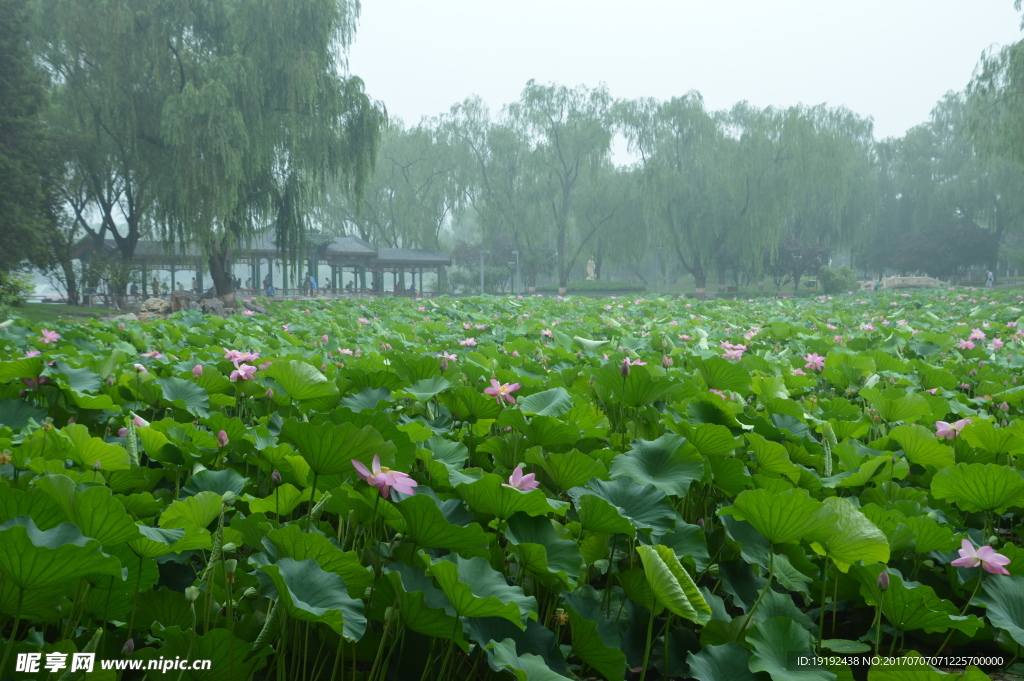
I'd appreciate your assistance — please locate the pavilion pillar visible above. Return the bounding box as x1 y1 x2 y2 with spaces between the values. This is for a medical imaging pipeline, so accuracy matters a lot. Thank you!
170 264 176 291
141 261 147 300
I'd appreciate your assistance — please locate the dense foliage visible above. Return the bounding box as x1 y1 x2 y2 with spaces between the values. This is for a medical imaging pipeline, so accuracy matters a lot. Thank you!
2 291 1024 680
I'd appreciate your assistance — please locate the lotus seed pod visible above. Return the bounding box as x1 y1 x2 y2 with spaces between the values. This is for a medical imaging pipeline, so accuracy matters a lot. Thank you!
185 586 200 603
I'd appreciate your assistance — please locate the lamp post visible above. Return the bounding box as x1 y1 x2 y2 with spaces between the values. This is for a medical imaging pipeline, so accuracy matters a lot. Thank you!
511 250 520 295
480 250 489 295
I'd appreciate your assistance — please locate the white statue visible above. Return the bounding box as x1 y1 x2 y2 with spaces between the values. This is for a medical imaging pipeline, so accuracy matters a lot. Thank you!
586 259 596 280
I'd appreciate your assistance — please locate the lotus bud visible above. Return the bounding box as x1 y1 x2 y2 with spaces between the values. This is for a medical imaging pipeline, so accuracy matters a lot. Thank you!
192 364 203 378
999 401 1010 413
93 461 102 471
969 369 978 377
217 430 229 447
142 332 147 338
221 490 236 505
696 518 704 528
662 355 673 368
118 427 128 437
354 348 361 357
222 543 237 556
134 416 148 427
265 388 274 399
877 571 890 591
662 337 669 348
321 364 327 372
321 334 329 344
243 587 258 600
122 638 134 656
67 417 75 424
440 357 449 371
620 358 631 377
185 586 200 603
271 470 282 487
224 559 237 583
119 322 126 330
107 376 115 386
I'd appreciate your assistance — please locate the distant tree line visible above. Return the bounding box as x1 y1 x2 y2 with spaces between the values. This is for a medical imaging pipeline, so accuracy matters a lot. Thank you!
5 0 1024 301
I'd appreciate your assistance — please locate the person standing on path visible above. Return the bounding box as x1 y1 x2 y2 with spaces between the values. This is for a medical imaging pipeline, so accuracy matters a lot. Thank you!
986 270 995 288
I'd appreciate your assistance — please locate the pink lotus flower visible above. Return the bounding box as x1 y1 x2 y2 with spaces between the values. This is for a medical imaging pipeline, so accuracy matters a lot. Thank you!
242 310 256 316
141 351 162 358
118 427 128 437
192 365 204 378
502 466 539 492
511 350 520 357
258 361 273 370
484 378 520 404
541 329 554 338
723 348 744 361
926 388 937 394
459 337 477 346
230 364 257 381
709 389 726 398
992 338 1005 351
338 348 354 355
321 335 329 344
792 368 807 376
803 353 825 371
23 349 40 358
662 355 673 368
957 340 975 350
834 335 843 344
39 329 60 344
133 364 147 374
351 454 418 499
133 416 148 427
935 419 971 439
950 539 1011 574
217 430 229 447
357 317 370 324
969 328 986 341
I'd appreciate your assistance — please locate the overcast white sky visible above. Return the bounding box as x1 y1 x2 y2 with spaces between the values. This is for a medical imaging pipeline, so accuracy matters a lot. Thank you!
349 0 1023 143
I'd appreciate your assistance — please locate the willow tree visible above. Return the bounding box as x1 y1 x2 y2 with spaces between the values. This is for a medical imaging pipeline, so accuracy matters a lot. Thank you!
507 81 613 293
446 97 551 290
151 0 383 300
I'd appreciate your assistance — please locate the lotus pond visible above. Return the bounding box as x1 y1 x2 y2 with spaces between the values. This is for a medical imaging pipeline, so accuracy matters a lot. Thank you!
2 290 1024 681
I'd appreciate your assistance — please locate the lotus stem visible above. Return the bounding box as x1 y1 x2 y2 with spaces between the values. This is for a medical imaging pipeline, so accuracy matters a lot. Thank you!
937 573 984 653
638 605 656 681
0 588 24 677
739 548 774 639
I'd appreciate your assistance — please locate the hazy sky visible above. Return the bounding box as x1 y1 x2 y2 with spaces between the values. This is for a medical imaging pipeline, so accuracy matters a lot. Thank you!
349 0 1023 142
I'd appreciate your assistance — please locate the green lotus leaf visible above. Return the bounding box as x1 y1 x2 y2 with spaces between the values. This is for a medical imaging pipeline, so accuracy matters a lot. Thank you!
368 562 467 647
155 626 269 681
504 513 583 588
61 423 131 471
748 617 836 681
526 449 607 491
718 488 839 545
400 376 452 401
0 484 66 529
0 398 46 429
33 474 140 546
568 477 678 537
135 587 195 632
746 433 801 483
693 355 752 393
677 422 739 457
561 593 628 681
973 574 1024 646
809 497 889 572
484 638 572 681
902 515 958 553
519 387 573 417
636 543 711 623
931 462 1024 513
0 516 123 589
263 360 340 401
421 554 537 627
439 385 504 421
468 617 567 677
456 472 568 519
609 434 705 497
180 468 248 498
887 425 954 469
688 641 767 681
859 387 930 424
158 490 223 533
244 484 312 516
255 557 366 641
127 525 185 559
395 491 490 550
707 456 754 496
852 565 984 636
280 419 397 477
262 524 372 597
497 410 581 450
156 376 210 417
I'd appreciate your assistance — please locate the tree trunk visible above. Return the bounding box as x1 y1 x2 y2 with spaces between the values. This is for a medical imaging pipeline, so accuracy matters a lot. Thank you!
61 259 79 306
208 248 236 305
693 270 707 301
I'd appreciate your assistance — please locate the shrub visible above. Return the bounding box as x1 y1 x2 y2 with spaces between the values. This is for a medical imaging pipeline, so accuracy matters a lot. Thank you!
818 266 858 294
0 270 33 318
